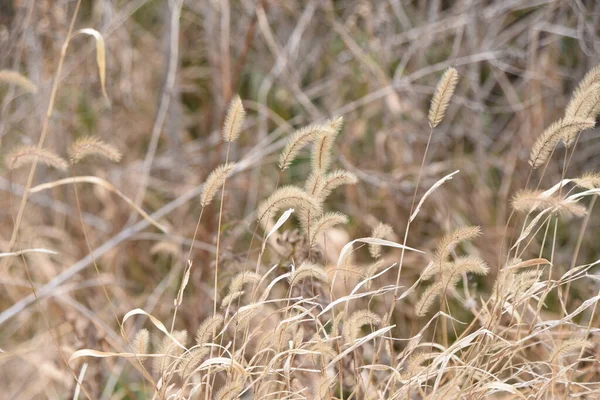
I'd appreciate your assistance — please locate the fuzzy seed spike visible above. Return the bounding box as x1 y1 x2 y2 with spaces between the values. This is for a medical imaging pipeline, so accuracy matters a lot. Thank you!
228 271 261 294
575 172 600 189
195 314 224 345
0 69 38 93
314 169 358 200
547 339 593 364
565 65 600 119
279 124 331 170
311 117 343 173
415 283 442 317
222 95 245 142
131 329 149 361
200 162 236 208
7 146 68 171
342 310 382 343
69 136 122 164
434 226 481 263
309 212 349 246
428 67 459 128
257 185 321 230
289 262 329 286
529 118 595 168
369 222 394 259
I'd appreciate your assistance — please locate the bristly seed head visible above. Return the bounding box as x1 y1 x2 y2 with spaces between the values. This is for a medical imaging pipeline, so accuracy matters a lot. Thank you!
6 145 68 171
222 95 245 142
428 67 459 128
200 162 236 208
69 136 122 164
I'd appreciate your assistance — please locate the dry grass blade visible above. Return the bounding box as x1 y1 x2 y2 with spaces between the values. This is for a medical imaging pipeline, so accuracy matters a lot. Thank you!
0 248 57 258
6 146 68 171
30 176 169 233
410 170 459 223
506 258 550 271
74 29 108 100
222 95 245 142
327 325 395 368
69 136 122 163
123 309 187 350
196 357 246 376
363 259 388 289
334 237 422 289
200 162 236 208
0 69 38 93
68 349 160 362
428 67 458 128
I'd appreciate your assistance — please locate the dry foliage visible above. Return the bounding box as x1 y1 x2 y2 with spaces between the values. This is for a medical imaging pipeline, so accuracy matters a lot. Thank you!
2 2 600 400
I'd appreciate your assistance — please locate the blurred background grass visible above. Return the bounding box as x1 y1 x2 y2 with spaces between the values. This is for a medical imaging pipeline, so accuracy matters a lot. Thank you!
1 0 600 398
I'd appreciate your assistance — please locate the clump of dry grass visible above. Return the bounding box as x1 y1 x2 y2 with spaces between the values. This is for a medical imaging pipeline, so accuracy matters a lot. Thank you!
4 4 600 397
61 65 600 398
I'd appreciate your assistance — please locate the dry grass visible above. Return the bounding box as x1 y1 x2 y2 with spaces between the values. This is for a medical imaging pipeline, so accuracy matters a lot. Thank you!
1 1 600 399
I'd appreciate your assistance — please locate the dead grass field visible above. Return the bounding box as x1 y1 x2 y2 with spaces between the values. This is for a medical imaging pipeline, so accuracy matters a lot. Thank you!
1 1 600 399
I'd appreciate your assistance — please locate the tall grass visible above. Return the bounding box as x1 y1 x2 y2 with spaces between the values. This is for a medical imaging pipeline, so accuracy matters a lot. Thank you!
1 2 600 399
59 66 600 399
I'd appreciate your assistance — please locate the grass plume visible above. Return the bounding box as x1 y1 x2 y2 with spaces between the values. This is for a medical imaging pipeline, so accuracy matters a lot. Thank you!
69 136 122 163
279 124 331 170
6 146 68 171
200 162 236 208
428 67 458 128
529 118 595 167
222 95 245 142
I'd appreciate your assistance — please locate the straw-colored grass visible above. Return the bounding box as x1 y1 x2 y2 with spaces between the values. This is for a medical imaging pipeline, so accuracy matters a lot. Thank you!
2 2 600 399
